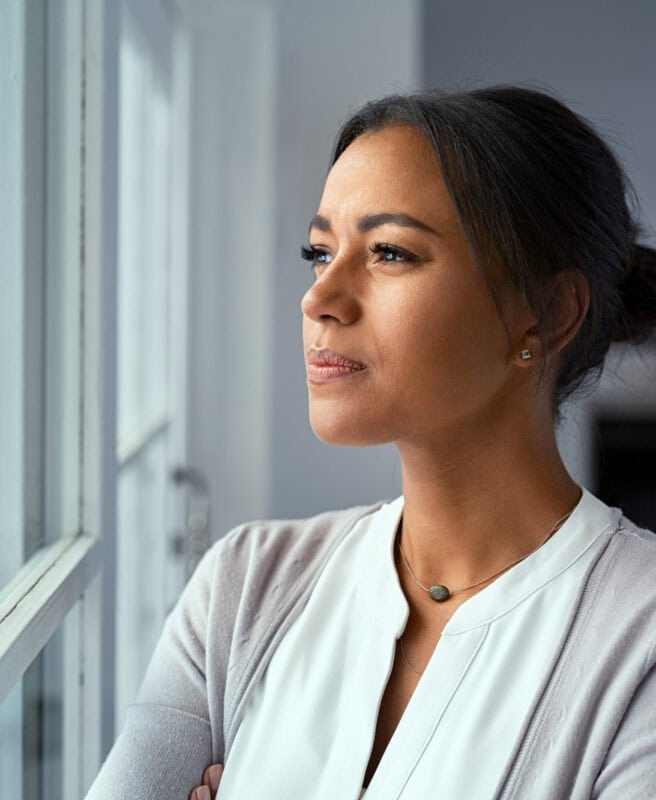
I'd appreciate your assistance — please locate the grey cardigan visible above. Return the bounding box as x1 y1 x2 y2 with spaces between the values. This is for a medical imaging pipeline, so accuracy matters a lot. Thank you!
86 503 656 799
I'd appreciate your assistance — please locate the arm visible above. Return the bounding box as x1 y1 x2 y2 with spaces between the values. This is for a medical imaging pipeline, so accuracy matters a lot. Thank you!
85 508 366 797
84 544 221 799
593 659 656 800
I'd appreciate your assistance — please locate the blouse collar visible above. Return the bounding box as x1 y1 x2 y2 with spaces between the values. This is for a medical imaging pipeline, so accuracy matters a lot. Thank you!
357 489 621 635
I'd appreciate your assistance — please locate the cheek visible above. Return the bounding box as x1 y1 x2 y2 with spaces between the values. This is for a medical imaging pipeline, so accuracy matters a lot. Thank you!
386 284 511 399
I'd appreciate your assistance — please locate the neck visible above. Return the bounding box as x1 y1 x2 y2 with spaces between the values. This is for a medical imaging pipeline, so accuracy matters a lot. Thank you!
395 410 581 595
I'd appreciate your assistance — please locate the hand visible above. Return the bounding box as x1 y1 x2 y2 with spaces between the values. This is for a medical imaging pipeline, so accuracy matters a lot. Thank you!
188 763 223 800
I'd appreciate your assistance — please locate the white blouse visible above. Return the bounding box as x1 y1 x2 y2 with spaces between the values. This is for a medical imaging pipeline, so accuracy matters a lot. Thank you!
217 489 616 799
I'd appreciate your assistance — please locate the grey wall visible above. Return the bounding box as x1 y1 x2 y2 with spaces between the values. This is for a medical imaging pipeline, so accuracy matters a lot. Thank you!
422 0 656 488
187 2 277 538
269 0 421 518
423 0 656 235
186 1 420 533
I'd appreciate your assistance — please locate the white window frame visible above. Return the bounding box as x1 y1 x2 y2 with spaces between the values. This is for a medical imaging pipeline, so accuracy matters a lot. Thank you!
0 0 279 791
0 0 122 782
0 535 100 698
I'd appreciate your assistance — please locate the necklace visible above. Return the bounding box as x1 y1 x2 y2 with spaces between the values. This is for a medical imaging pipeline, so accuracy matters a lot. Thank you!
397 508 575 603
398 637 423 676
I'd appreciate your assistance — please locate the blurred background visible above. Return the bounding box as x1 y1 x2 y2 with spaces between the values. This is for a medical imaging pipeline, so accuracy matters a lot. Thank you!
0 0 654 796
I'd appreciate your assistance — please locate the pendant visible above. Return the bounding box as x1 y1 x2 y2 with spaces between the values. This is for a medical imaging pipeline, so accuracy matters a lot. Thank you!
429 585 450 602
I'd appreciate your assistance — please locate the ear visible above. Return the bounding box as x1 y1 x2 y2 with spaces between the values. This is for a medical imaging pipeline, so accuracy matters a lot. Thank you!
542 270 590 356
514 271 590 367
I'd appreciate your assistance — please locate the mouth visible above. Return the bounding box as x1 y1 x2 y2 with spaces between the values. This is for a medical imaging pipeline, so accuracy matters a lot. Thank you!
306 347 368 384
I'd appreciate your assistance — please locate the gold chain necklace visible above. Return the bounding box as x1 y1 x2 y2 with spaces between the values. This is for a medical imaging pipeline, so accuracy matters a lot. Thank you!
396 508 576 676
398 637 423 675
397 508 574 603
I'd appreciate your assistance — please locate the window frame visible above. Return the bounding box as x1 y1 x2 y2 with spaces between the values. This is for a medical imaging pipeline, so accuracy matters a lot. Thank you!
0 0 122 781
0 534 99 701
0 0 281 791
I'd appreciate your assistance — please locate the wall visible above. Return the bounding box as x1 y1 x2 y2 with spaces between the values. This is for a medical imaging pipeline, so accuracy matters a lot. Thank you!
186 2 277 538
270 0 421 518
422 0 656 488
186 0 421 532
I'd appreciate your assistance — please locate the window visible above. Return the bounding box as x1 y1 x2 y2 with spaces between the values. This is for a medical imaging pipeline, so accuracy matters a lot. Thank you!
114 1 190 728
0 0 98 795
0 0 191 793
0 0 280 793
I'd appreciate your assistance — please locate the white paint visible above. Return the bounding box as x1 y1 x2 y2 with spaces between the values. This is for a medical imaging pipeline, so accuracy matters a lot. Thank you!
0 534 99 705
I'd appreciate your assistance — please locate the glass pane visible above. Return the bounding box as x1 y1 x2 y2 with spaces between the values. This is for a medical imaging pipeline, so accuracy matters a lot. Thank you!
115 434 169 729
0 599 83 799
0 2 86 793
0 0 42 583
42 0 84 549
0 0 83 589
0 682 22 795
117 24 172 449
114 6 187 734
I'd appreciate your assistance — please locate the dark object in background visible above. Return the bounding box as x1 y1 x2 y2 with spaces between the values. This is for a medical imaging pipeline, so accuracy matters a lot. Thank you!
594 417 656 531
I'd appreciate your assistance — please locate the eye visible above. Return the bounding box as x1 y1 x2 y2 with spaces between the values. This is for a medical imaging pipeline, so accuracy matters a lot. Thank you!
369 243 418 264
300 245 332 269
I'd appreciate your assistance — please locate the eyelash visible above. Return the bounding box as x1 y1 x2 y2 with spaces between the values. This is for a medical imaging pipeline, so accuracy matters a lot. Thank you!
299 243 418 269
300 245 326 266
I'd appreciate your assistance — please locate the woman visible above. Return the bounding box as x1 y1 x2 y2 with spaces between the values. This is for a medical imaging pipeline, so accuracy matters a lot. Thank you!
88 87 656 799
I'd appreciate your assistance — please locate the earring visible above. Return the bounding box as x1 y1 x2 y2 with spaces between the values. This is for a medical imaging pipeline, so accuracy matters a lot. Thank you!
520 348 533 361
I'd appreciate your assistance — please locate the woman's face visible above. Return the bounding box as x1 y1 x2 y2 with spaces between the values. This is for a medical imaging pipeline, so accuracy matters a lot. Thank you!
301 125 531 448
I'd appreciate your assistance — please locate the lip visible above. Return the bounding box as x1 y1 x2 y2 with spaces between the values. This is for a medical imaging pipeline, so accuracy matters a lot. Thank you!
306 347 368 384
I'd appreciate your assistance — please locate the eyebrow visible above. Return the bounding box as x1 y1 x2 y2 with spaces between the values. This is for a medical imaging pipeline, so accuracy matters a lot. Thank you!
308 212 440 237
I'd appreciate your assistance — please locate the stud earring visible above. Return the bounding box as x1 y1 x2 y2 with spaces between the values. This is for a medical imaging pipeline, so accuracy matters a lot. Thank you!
520 348 533 361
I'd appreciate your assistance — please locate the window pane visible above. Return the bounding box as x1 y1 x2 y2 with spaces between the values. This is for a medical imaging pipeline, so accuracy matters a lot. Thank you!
115 435 169 727
0 0 87 791
0 682 22 795
117 24 171 448
0 0 83 588
114 4 189 732
0 0 39 583
0 599 83 799
42 0 84 550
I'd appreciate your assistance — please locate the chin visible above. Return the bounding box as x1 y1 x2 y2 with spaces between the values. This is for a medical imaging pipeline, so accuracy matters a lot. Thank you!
308 407 395 448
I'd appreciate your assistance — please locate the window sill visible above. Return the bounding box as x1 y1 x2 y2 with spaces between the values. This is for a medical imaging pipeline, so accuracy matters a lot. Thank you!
0 532 100 702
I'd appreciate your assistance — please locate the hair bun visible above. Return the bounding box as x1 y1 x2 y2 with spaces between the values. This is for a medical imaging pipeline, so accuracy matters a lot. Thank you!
612 243 656 343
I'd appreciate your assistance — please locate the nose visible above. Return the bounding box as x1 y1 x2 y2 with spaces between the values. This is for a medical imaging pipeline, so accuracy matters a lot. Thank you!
300 259 362 325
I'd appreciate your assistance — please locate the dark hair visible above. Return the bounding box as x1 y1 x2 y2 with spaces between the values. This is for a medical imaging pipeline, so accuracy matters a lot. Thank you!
332 87 656 409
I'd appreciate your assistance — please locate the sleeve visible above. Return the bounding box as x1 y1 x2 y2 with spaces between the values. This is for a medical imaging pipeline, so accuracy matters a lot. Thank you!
84 543 222 800
592 659 656 800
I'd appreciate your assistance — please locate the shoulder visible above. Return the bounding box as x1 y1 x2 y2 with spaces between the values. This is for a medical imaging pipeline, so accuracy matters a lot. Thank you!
574 489 656 590
197 500 388 603
221 500 385 555
588 512 656 662
603 513 656 584
617 513 656 547
217 500 386 564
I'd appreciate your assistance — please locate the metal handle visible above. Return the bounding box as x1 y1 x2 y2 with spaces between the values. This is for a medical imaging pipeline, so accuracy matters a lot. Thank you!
170 465 211 579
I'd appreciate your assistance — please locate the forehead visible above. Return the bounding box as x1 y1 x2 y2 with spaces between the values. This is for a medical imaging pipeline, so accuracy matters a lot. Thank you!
319 125 460 232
